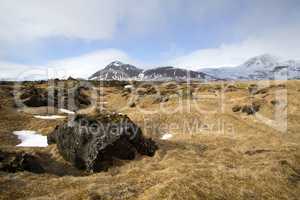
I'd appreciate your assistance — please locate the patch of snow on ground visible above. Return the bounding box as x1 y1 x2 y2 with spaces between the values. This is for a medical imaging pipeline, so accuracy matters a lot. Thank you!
124 85 133 89
161 133 173 140
59 108 75 115
13 130 48 147
34 115 66 120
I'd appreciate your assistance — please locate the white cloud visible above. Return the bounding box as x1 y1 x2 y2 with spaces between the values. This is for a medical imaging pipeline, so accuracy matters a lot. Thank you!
1 0 300 77
0 61 65 81
0 0 237 45
47 49 139 78
0 0 120 42
164 0 300 70
0 49 139 80
167 25 300 70
0 0 178 43
167 39 264 69
0 62 42 80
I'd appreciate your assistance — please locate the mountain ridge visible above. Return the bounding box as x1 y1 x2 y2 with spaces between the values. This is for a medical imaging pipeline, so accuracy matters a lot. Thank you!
89 54 300 81
199 54 300 80
89 61 218 81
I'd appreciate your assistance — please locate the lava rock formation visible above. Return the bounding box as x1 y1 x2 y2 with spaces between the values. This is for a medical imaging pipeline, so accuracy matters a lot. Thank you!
47 111 158 172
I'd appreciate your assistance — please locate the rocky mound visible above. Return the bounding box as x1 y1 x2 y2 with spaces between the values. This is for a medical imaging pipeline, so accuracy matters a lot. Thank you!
18 86 91 110
0 150 44 173
47 111 158 172
232 102 261 115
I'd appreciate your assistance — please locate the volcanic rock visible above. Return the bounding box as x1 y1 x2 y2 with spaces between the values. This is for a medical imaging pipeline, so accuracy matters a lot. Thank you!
241 103 260 115
128 102 136 107
153 95 169 104
19 86 91 110
0 150 44 173
232 105 242 112
270 100 280 105
47 112 158 172
253 88 268 95
225 85 238 92
23 94 48 107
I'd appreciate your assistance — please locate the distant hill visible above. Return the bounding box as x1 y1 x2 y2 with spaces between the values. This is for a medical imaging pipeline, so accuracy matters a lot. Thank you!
200 54 300 80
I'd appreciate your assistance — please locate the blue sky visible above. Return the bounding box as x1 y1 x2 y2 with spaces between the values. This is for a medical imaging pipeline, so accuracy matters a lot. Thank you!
0 0 300 79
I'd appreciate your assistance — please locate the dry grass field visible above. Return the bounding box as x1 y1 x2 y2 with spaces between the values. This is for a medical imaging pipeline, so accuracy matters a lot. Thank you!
0 80 300 200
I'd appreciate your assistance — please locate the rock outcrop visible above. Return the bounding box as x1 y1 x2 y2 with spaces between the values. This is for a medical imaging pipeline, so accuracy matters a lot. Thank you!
21 87 48 107
232 102 260 115
232 105 242 112
241 103 260 115
19 86 91 110
0 150 44 173
47 111 158 172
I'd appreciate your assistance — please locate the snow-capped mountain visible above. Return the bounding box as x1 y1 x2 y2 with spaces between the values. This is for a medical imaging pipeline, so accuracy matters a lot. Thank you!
89 61 143 80
142 66 217 81
89 61 218 81
89 55 300 82
200 54 300 80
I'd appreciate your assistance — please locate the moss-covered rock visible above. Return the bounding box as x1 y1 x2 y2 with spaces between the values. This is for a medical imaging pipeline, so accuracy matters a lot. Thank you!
47 111 158 172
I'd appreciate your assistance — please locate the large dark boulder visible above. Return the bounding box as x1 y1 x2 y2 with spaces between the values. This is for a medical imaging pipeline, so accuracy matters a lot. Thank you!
0 150 44 173
20 87 48 107
23 94 48 107
74 86 91 107
47 111 158 172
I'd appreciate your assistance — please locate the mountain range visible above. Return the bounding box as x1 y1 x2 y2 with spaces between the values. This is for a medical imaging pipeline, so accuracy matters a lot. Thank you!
89 61 217 81
89 54 300 81
200 54 300 80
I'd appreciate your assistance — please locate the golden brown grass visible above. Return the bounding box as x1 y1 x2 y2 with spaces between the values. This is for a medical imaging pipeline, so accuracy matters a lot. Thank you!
0 80 300 200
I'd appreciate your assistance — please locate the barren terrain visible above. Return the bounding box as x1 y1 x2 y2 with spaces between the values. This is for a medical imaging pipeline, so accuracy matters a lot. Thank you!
0 80 300 200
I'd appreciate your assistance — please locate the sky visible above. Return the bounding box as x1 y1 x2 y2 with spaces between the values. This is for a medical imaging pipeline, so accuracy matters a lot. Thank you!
0 0 300 79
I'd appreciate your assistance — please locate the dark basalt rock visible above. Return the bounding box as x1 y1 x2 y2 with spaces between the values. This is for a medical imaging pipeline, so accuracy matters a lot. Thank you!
253 88 268 95
23 94 48 107
20 87 44 100
232 105 241 112
233 102 260 115
153 95 169 104
241 103 260 115
19 86 91 110
0 150 44 173
128 102 136 107
74 87 91 107
225 85 238 92
20 87 48 107
47 112 158 172
270 100 280 106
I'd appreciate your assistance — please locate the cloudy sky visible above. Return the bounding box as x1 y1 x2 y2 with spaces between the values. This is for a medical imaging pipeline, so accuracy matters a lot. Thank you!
0 0 300 79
